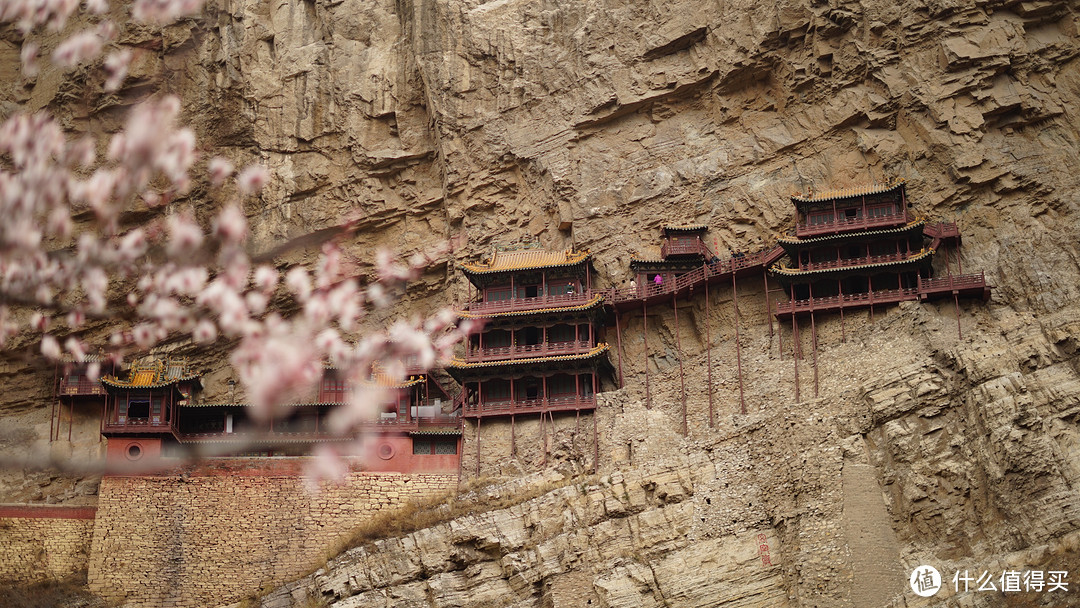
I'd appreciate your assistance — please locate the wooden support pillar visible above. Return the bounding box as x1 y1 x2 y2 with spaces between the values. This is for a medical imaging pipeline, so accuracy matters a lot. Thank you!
673 292 687 434
809 282 819 398
954 293 963 340
475 417 481 478
50 399 56 443
839 280 846 343
615 309 625 388
592 400 599 474
763 270 773 347
643 300 651 409
868 275 875 322
705 267 714 428
793 314 801 403
733 271 746 415
68 399 73 442
541 402 547 466
511 414 516 456
811 310 819 398
574 409 580 453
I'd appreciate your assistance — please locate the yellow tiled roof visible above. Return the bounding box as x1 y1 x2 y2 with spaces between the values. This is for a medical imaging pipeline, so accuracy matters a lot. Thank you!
458 294 605 319
446 343 610 369
769 248 934 276
792 178 905 204
777 217 926 245
101 356 199 389
459 249 590 276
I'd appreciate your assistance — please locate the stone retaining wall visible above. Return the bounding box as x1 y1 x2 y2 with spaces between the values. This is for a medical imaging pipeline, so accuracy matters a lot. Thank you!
0 505 96 584
87 459 455 607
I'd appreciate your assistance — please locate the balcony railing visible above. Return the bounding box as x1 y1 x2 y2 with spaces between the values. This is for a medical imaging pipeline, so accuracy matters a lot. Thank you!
796 251 918 272
463 292 594 315
918 272 986 294
57 378 106 396
795 212 912 238
465 340 593 363
462 395 597 417
177 415 462 441
775 287 919 316
661 239 716 259
103 418 174 433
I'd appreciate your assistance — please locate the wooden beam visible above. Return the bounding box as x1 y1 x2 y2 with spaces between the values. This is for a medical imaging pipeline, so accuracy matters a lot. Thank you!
733 271 746 415
673 292 687 435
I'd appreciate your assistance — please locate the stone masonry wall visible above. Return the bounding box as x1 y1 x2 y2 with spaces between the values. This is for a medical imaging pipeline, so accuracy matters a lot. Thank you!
0 506 96 584
87 461 455 608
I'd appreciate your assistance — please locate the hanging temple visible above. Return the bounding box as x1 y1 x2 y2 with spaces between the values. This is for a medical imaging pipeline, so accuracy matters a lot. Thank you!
50 181 990 475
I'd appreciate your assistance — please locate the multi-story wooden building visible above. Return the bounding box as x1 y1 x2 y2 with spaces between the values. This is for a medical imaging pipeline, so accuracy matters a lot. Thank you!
449 247 613 419
771 180 989 318
97 356 460 473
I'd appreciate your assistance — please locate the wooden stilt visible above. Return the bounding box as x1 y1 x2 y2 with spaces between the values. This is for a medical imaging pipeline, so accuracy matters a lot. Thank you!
475 417 481 478
541 407 547 466
777 290 784 361
811 310 819 398
732 271 746 415
839 280 846 343
869 275 874 323
643 300 651 409
763 270 773 348
511 414 516 456
673 293 687 435
809 283 819 398
615 309 625 388
575 409 580 454
705 265 714 428
68 401 73 442
792 314 801 403
954 293 963 339
50 400 56 443
593 407 599 474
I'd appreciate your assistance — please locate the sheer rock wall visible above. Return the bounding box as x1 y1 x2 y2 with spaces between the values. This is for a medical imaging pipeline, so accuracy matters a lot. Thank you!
3 0 1080 604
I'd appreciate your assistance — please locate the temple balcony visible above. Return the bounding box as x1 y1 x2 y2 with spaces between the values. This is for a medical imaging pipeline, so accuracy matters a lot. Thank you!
462 394 596 418
463 292 595 316
465 340 594 363
103 418 175 434
795 211 914 238
661 238 715 259
774 287 920 318
57 377 106 397
794 251 924 273
918 272 989 299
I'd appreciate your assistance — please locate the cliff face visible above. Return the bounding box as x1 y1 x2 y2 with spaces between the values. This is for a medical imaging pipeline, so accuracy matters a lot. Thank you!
4 0 1080 604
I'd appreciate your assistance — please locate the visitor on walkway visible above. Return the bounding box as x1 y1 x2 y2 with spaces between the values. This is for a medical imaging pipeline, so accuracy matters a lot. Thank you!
653 274 663 287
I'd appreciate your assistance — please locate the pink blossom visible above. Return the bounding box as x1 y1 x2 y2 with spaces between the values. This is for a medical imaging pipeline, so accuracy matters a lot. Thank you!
285 267 312 302
304 445 350 490
85 0 109 14
192 319 216 343
86 362 101 382
20 42 39 77
52 30 104 68
236 164 269 195
253 265 278 294
64 336 86 361
103 49 132 92
166 213 203 257
208 157 234 187
40 335 62 360
214 205 247 243
131 0 204 24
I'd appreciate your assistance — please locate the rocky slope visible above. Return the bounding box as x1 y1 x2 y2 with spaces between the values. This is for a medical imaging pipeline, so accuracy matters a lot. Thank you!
4 0 1080 604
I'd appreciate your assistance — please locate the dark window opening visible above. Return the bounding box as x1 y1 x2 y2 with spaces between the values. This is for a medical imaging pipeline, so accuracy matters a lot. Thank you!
128 399 149 420
413 438 458 455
